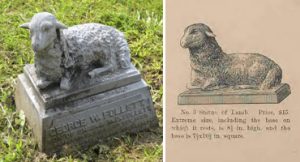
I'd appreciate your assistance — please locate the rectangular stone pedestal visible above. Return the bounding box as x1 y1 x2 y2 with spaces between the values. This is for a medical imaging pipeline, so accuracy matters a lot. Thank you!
23 64 142 109
15 68 158 155
178 84 291 105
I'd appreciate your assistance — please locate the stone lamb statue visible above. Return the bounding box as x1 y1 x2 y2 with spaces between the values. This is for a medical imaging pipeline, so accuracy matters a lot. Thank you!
20 12 130 90
180 23 282 91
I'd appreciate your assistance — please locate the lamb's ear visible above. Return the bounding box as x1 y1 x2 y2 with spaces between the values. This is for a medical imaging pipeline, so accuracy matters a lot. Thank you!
205 31 216 37
20 22 30 29
56 21 67 29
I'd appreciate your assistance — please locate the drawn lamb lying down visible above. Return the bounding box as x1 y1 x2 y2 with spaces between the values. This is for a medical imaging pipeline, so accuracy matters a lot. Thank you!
180 23 282 90
20 12 130 90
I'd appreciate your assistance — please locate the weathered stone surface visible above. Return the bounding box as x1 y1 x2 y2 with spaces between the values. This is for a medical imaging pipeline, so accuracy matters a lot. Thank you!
15 71 158 155
20 12 131 90
17 12 158 155
178 83 291 105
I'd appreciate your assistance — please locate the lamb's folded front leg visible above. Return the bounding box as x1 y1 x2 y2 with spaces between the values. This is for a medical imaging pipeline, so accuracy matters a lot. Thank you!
36 76 53 89
60 69 74 90
190 69 205 87
187 70 205 89
201 78 220 91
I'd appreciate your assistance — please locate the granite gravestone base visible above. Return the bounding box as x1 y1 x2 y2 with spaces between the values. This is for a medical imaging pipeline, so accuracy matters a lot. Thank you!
15 64 158 155
178 84 291 105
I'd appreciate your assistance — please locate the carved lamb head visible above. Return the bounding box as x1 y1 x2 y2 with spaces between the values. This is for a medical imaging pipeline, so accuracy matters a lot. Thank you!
20 12 67 52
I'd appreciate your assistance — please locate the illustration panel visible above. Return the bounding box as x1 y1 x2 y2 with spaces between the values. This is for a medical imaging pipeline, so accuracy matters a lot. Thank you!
178 23 290 104
166 0 300 162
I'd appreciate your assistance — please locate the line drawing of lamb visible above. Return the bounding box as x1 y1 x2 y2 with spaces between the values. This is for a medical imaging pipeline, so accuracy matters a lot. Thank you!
180 23 282 90
20 12 130 90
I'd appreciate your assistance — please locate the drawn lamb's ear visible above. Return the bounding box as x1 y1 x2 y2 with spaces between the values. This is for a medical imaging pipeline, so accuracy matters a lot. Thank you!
55 21 67 29
20 22 30 29
205 31 216 37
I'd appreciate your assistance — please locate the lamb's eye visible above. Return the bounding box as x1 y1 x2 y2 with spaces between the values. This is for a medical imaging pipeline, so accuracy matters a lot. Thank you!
42 26 49 31
41 23 52 32
190 29 198 34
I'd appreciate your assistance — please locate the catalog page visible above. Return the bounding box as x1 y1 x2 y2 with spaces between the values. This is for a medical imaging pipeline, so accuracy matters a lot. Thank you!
166 0 300 161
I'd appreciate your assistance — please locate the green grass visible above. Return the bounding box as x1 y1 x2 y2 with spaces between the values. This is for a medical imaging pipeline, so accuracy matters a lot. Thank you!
0 0 162 161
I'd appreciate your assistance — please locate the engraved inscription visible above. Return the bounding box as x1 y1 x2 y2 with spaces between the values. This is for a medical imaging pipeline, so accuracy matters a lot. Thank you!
49 118 87 137
102 99 149 119
45 94 155 150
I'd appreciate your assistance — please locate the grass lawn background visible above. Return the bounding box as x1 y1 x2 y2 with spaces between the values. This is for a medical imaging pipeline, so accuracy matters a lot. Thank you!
0 0 162 161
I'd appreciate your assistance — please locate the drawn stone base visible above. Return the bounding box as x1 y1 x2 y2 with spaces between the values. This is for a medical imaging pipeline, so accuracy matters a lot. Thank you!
15 65 158 155
178 83 291 105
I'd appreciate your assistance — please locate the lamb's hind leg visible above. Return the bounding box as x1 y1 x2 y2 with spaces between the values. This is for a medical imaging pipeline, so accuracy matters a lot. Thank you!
88 64 114 78
233 85 259 90
260 66 282 90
